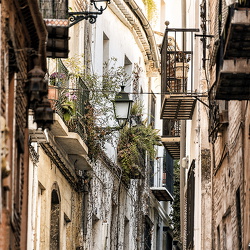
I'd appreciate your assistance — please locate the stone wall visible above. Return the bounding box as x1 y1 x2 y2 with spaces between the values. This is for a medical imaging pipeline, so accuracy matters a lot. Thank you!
211 100 244 249
201 149 212 249
243 100 250 248
0 0 30 248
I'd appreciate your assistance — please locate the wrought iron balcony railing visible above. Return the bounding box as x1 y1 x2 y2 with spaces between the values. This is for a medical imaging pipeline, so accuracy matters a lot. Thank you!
162 119 181 137
161 119 181 160
48 61 89 142
160 25 198 121
150 150 174 201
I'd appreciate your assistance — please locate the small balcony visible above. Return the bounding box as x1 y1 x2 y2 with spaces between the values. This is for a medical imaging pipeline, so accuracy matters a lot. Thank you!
161 94 196 120
223 4 250 59
215 4 250 100
161 119 180 160
40 0 69 58
160 27 198 120
215 59 250 100
150 151 174 202
47 60 91 171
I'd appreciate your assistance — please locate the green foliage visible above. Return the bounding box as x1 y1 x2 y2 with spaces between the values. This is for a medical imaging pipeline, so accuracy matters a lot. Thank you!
62 56 131 126
142 0 157 21
117 102 162 180
170 160 181 241
50 56 133 160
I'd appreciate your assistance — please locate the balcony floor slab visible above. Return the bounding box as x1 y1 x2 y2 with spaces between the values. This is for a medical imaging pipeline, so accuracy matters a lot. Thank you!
160 94 196 120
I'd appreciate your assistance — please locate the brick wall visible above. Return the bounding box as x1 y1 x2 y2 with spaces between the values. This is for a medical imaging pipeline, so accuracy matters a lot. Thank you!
212 102 244 249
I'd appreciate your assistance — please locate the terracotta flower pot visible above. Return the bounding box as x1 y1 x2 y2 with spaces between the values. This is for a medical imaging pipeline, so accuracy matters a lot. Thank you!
48 85 58 109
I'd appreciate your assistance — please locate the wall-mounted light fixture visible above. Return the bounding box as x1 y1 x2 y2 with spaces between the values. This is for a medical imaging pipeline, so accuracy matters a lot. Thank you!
27 64 48 107
69 0 110 25
34 98 54 130
113 86 133 129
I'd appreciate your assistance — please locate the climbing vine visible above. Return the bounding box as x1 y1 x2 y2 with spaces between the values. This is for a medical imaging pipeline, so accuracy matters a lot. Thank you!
170 160 181 242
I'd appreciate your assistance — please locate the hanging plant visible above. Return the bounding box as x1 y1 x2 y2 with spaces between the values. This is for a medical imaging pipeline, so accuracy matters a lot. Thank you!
117 101 162 180
142 0 157 21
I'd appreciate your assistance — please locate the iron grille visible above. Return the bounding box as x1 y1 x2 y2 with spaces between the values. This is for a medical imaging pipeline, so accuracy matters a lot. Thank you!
186 160 195 249
163 149 174 196
163 119 181 137
161 27 197 97
49 60 89 142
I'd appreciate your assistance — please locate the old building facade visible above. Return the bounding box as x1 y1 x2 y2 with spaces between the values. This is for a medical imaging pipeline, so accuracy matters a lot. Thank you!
0 0 48 249
207 0 250 249
162 0 250 249
26 0 174 249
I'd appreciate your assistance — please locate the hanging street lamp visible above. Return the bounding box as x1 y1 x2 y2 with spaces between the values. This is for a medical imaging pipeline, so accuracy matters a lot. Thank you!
113 86 133 129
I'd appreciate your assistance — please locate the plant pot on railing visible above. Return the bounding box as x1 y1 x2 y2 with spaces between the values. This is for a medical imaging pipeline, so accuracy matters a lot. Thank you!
61 101 75 121
175 62 189 79
48 85 59 109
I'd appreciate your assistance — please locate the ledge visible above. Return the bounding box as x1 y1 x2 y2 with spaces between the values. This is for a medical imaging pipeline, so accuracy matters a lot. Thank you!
160 94 196 120
50 113 91 171
216 59 250 100
161 136 180 159
150 187 173 202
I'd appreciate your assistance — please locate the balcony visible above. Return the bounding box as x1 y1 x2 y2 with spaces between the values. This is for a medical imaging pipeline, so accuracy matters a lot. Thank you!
161 94 196 120
49 113 91 171
150 151 174 202
40 0 69 58
161 119 180 160
160 27 198 120
46 60 91 171
215 4 250 100
215 59 250 100
223 5 250 59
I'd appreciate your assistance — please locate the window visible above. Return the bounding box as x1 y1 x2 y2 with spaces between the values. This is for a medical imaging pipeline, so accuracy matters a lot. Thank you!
163 150 174 195
150 93 156 128
186 160 195 249
50 187 60 249
124 55 132 77
144 216 152 250
217 225 221 250
124 217 130 249
103 33 109 64
236 188 242 249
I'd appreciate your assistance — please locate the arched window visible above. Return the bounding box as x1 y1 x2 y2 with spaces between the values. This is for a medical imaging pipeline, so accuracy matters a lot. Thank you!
50 184 61 250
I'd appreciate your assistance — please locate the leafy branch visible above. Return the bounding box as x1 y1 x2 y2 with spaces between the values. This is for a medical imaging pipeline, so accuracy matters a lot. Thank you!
117 101 162 180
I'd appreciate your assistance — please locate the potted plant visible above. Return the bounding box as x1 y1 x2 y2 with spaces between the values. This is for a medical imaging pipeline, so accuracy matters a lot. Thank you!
175 52 190 79
56 90 77 122
117 102 162 182
48 72 67 103
62 92 77 121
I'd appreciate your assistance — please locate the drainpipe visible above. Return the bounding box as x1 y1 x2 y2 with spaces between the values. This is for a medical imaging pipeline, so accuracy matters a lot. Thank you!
180 0 187 245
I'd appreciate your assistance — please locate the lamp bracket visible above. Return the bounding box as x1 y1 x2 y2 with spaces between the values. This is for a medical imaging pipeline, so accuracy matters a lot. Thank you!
69 11 103 26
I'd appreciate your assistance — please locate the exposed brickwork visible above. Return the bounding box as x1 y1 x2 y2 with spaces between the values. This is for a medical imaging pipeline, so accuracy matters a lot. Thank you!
0 0 47 248
206 1 249 249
